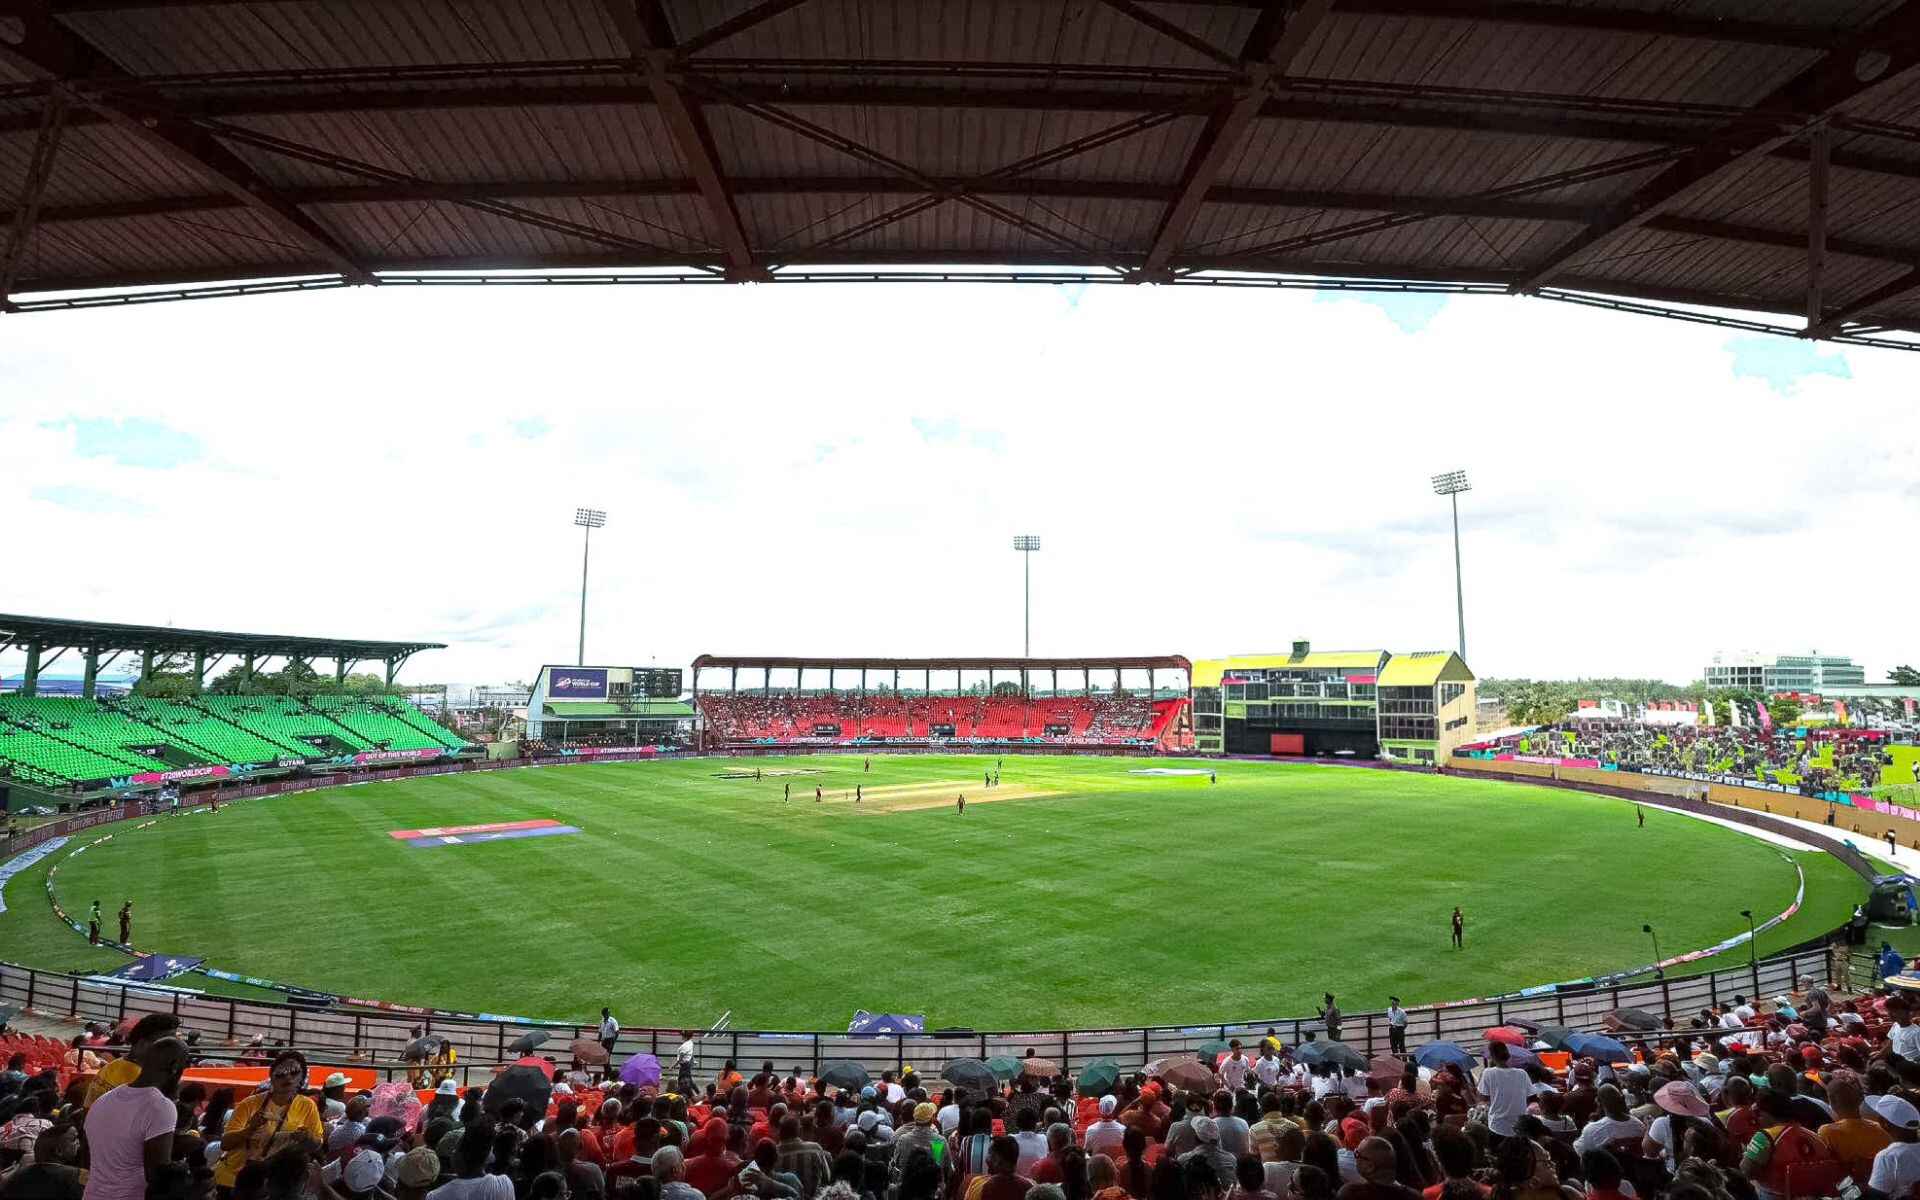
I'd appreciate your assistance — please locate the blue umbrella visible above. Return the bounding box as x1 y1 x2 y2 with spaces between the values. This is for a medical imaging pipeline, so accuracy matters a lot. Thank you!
1501 1045 1539 1068
1414 1042 1476 1071
1564 1033 1631 1063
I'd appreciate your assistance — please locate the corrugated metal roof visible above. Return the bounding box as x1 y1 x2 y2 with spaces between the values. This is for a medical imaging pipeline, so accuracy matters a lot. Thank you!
1 0 1919 343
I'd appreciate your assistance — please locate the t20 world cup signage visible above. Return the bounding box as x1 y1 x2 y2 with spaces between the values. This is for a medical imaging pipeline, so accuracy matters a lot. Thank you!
549 667 609 700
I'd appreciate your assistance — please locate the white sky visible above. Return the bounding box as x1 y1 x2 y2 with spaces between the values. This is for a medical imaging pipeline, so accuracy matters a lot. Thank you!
0 279 1913 689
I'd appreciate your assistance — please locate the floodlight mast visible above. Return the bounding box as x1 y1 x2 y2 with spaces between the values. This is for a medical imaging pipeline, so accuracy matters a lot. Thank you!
574 508 607 666
1430 472 1471 661
1012 536 1041 657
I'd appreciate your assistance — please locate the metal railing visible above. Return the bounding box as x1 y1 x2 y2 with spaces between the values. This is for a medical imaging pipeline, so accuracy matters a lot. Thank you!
0 944 1838 1082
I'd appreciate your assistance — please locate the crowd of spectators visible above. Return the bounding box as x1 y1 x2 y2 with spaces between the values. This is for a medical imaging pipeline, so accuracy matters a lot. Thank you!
697 692 1173 746
1493 725 1909 795
16 979 1920 1200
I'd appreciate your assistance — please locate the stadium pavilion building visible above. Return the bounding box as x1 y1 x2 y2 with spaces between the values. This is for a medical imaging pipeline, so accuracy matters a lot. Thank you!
523 663 693 747
1192 642 1476 765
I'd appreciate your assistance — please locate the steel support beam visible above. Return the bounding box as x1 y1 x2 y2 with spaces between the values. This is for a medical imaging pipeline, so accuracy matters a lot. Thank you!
1136 0 1335 280
0 6 375 284
1806 265 1920 336
1807 125 1830 327
603 0 768 279
1512 1 1920 292
0 86 67 306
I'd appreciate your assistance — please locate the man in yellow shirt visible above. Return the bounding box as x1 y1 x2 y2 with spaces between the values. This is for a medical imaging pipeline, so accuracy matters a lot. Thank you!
1817 1070 1890 1184
83 1014 181 1109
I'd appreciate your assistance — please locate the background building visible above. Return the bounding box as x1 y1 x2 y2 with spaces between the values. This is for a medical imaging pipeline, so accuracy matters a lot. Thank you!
1191 642 1475 764
1705 651 1865 693
524 664 692 745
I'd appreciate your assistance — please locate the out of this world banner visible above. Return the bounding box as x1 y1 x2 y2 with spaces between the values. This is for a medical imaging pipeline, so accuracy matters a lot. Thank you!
549 666 609 699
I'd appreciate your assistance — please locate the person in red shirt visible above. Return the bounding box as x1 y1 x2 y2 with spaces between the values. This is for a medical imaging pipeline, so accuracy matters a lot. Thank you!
683 1117 740 1196
978 1135 1034 1200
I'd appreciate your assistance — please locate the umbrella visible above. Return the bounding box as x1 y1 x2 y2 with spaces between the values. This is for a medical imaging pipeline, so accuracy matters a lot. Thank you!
1534 1026 1580 1052
1145 1058 1219 1092
818 1060 870 1091
1505 1019 1544 1035
1196 1039 1232 1060
485 1064 553 1117
941 1058 1000 1095
0 1004 18 1029
509 1030 550 1055
402 1035 444 1061
369 1080 422 1130
1076 1058 1121 1096
1609 1008 1661 1032
1021 1057 1060 1079
1414 1042 1476 1071
619 1054 661 1088
569 1037 609 1066
985 1056 1023 1081
1564 1033 1631 1064
1296 1040 1367 1071
1501 1045 1539 1068
1482 1027 1529 1046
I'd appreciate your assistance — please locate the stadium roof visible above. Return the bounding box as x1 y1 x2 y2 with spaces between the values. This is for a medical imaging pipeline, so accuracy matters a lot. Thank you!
1376 650 1474 686
1193 649 1387 685
4 2 1920 349
693 654 1191 674
0 613 446 660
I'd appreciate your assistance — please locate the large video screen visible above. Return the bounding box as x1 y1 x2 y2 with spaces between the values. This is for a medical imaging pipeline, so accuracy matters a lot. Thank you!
548 667 609 700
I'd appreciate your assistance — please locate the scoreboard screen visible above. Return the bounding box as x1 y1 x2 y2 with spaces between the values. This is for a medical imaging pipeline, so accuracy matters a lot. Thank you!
638 668 683 698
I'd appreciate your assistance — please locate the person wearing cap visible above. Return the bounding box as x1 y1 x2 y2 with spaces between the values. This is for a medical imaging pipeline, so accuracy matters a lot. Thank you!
1083 1097 1126 1158
317 1074 351 1124
393 1147 440 1200
327 1097 372 1157
1816 1070 1889 1185
1179 1116 1236 1190
1868 1094 1920 1198
889 1103 945 1177
335 1148 392 1200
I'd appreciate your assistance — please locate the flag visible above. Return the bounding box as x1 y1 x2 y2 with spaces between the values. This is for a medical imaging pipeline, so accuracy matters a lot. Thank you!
1728 698 1742 728
1700 698 1714 726
1834 700 1849 727
1756 699 1773 733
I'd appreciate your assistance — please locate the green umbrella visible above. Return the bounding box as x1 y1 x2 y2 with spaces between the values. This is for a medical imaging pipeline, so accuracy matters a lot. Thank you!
1076 1057 1120 1095
1196 1040 1231 1059
985 1055 1023 1081
1535 1026 1579 1052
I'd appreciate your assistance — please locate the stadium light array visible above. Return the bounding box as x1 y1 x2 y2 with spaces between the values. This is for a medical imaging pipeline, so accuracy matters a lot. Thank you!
1013 536 1041 657
1431 471 1470 662
574 508 608 665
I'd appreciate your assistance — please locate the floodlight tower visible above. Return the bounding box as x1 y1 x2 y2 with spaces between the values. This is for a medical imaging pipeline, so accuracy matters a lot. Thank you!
574 507 607 666
1012 536 1041 657
1431 471 1471 661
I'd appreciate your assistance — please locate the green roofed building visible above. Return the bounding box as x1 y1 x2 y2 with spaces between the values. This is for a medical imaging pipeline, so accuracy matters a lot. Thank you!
1191 641 1475 765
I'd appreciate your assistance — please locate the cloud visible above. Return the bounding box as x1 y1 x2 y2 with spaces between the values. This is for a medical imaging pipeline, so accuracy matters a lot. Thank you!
1725 335 1852 395
45 417 203 468
512 417 552 439
1313 289 1452 333
30 485 150 515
